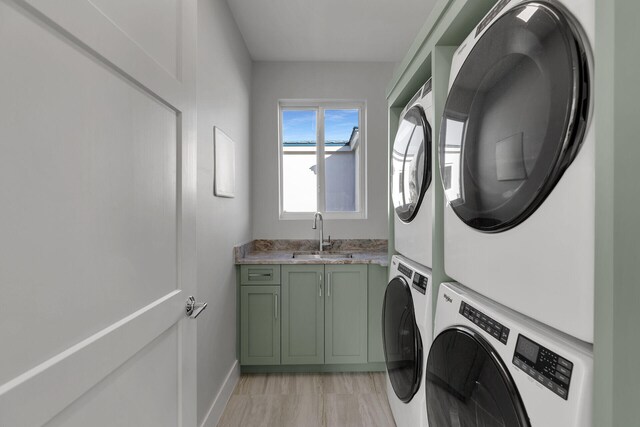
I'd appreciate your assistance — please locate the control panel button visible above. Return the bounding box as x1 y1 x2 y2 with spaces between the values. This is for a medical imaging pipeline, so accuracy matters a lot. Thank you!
556 365 571 377
544 379 555 390
557 357 573 371
554 384 568 400
555 371 570 384
500 327 510 344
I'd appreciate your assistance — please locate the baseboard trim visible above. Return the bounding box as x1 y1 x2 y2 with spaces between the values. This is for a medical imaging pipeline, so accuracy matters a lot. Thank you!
199 360 240 427
241 362 386 374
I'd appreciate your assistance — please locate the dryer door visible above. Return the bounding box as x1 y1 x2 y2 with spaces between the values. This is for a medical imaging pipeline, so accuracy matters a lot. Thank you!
382 276 423 403
426 327 530 427
391 105 432 223
440 2 590 232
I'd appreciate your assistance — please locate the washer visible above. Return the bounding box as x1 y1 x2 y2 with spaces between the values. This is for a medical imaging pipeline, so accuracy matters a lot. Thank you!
392 79 434 268
427 282 593 427
439 0 595 342
382 255 433 427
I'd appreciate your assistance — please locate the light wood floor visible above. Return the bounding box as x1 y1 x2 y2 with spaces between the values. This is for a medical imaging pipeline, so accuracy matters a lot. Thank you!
217 372 396 427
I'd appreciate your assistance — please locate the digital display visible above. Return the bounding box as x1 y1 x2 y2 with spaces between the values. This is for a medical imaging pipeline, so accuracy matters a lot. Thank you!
516 336 539 362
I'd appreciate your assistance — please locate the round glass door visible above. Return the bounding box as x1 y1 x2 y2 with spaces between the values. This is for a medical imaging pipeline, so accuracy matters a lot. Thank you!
392 105 432 223
426 328 530 427
382 276 423 403
439 2 590 232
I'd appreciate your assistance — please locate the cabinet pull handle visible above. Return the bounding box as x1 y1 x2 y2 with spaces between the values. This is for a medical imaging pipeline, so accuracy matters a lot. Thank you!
249 273 271 278
328 272 332 297
319 273 322 297
274 294 278 319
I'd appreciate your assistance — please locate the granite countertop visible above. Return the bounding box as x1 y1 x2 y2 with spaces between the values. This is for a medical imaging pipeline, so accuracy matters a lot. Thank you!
234 239 389 267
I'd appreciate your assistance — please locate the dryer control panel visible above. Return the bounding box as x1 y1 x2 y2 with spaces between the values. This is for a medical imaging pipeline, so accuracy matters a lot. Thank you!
513 334 573 400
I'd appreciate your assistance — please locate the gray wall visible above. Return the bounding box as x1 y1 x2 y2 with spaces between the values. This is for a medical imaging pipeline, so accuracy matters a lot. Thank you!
251 62 395 239
196 0 252 424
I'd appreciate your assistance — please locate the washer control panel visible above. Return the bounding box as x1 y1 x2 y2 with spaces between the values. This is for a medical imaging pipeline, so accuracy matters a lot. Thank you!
412 273 428 295
513 334 573 400
397 263 413 280
459 302 510 345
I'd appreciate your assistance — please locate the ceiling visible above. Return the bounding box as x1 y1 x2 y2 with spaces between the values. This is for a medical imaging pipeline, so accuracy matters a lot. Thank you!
225 0 438 62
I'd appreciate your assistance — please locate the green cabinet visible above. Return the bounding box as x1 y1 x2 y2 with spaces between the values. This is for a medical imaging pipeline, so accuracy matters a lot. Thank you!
240 285 280 365
240 263 382 368
281 265 325 365
367 264 387 363
325 265 368 364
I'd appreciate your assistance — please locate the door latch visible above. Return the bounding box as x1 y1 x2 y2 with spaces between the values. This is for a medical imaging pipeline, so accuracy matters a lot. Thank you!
186 296 208 319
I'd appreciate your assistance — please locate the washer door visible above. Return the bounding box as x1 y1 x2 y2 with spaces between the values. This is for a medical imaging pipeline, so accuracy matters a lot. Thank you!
440 2 590 232
426 328 530 427
382 276 423 403
392 105 432 223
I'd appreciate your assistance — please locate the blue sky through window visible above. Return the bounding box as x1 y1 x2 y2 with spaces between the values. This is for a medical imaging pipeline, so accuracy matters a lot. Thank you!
282 109 358 143
282 110 316 143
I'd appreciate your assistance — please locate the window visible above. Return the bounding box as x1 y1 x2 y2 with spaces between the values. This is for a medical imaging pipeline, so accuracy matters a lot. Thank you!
279 101 366 219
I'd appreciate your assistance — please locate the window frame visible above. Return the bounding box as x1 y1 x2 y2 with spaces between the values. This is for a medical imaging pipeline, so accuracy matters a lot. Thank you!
278 99 367 220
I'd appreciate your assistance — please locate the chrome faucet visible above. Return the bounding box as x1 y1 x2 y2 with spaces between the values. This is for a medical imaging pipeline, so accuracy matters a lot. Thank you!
312 212 331 252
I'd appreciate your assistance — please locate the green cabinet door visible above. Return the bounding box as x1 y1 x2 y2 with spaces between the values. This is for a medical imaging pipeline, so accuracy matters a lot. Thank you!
367 264 388 363
281 265 324 365
325 265 368 364
240 285 280 365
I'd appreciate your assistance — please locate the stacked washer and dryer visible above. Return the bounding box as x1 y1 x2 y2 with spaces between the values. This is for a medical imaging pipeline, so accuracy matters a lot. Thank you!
383 79 435 427
386 0 597 426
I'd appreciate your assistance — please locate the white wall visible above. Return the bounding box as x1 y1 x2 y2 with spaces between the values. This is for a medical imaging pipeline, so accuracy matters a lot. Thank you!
196 0 252 425
251 62 395 239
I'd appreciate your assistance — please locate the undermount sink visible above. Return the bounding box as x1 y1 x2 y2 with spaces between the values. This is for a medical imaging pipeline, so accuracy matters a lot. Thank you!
292 251 353 260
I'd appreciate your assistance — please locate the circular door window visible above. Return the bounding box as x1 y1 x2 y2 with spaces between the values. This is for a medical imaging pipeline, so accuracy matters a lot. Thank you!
426 328 530 427
392 106 432 223
439 2 590 232
382 276 423 402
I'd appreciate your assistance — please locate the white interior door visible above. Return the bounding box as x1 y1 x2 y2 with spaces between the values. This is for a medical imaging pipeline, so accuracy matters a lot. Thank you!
0 1 198 426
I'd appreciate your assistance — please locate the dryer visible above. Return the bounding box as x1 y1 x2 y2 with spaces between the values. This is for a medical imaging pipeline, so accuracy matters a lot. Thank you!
426 282 593 427
392 79 434 268
382 255 432 427
439 0 595 342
